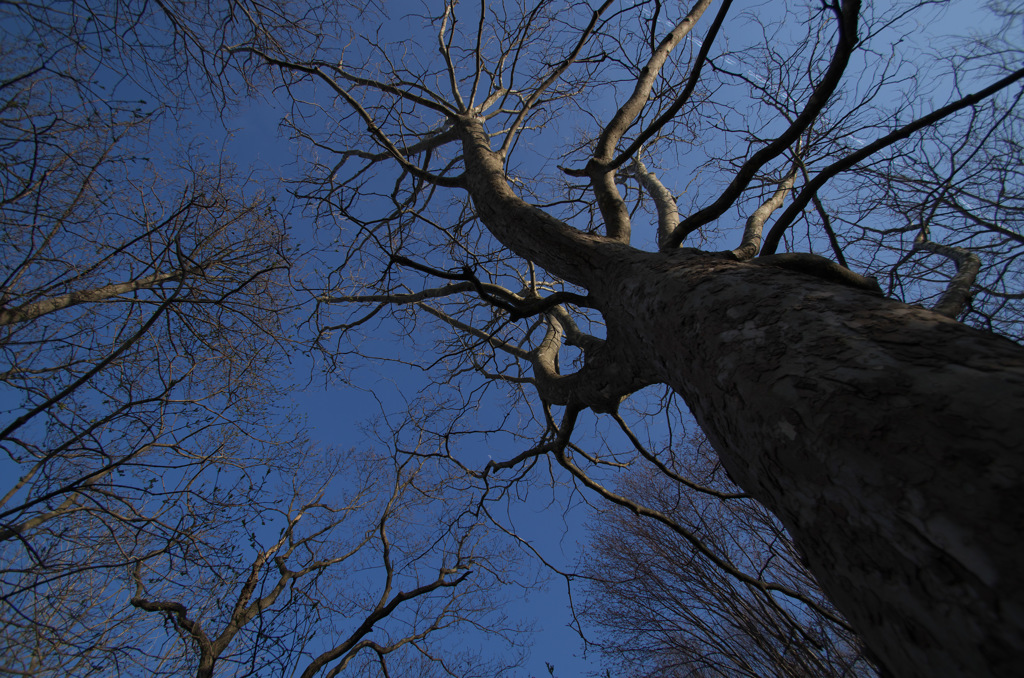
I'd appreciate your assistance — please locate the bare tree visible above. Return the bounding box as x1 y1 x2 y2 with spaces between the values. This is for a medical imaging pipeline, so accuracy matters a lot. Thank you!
225 1 1024 675
581 434 876 677
126 449 525 678
2 2 525 675
0 48 294 677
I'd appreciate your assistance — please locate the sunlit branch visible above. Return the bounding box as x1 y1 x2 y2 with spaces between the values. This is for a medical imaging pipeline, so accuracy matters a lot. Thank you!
579 0 716 243
457 116 610 288
525 311 652 413
547 305 604 355
731 158 800 261
628 153 680 250
3 181 196 301
913 234 981 318
1 410 173 518
0 271 184 326
531 311 565 389
477 86 509 115
607 0 728 171
0 493 82 543
595 0 716 161
0 285 182 441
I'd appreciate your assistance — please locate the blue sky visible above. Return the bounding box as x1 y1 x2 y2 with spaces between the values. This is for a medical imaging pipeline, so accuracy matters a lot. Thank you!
202 1 1009 675
0 0 1012 675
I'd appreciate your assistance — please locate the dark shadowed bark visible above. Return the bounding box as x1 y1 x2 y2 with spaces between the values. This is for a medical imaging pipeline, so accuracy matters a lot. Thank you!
598 250 1023 677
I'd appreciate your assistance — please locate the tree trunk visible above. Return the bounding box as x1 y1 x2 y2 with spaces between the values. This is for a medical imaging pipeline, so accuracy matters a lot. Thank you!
455 115 1023 675
590 248 1024 678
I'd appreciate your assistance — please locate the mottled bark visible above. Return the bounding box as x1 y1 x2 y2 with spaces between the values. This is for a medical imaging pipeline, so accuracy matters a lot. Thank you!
456 115 609 287
585 249 1024 678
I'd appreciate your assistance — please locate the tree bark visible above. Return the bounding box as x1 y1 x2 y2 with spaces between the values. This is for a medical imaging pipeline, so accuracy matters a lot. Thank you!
588 248 1024 678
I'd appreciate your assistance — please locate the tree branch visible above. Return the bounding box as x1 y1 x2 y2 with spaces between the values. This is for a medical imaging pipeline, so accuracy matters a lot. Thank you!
237 49 465 188
913 234 981 318
608 0 730 171
553 440 856 634
0 271 184 326
731 158 800 261
498 0 617 156
585 0 716 243
456 115 613 287
761 65 1024 255
668 0 861 248
628 153 680 251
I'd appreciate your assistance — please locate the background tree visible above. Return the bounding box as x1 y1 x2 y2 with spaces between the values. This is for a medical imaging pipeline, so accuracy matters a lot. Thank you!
581 434 876 677
1 2 527 675
229 0 1024 675
0 24 294 668
126 448 525 678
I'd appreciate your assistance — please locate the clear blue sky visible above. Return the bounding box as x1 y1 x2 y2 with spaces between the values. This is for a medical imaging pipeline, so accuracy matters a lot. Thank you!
0 0 1002 675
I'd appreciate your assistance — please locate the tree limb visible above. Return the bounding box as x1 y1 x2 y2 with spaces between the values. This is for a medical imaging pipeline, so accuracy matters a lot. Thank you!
913 234 981 318
761 65 1024 255
668 0 861 248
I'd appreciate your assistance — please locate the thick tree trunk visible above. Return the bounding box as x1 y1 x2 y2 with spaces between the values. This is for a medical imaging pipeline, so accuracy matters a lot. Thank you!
591 249 1024 677
455 115 1023 675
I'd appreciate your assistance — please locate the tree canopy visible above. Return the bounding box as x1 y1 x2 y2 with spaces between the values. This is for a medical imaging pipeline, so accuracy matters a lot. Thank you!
2 0 1023 676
